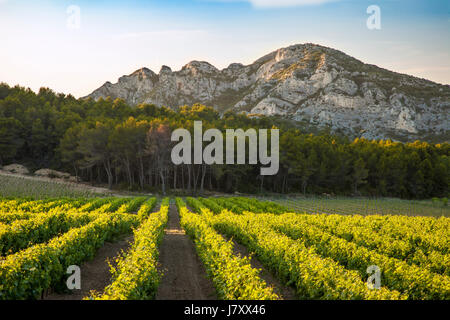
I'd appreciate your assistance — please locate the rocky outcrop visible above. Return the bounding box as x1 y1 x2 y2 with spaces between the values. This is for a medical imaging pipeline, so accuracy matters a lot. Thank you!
2 164 29 175
34 169 80 182
0 166 80 182
86 43 450 141
34 169 71 179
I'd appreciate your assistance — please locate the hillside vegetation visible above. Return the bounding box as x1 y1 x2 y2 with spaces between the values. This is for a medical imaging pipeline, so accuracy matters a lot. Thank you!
0 83 448 198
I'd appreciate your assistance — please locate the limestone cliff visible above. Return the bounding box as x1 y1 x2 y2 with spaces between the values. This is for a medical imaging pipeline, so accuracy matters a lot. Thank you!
86 43 450 141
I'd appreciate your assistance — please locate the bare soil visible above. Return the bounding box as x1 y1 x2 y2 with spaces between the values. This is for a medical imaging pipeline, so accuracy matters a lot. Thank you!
43 235 134 300
155 204 217 300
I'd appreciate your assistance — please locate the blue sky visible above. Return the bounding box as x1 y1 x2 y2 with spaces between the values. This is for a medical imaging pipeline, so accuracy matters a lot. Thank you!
0 0 449 97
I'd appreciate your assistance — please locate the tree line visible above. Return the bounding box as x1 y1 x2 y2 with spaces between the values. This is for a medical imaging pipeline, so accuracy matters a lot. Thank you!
0 83 448 198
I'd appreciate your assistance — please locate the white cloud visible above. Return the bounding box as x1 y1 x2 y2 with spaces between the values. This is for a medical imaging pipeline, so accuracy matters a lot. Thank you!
211 0 339 8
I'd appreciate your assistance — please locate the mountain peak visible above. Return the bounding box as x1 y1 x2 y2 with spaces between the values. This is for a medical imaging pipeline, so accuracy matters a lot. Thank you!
129 67 157 80
159 65 172 75
182 61 219 74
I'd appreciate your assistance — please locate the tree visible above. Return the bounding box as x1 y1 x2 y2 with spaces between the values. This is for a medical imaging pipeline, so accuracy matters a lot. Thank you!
352 158 368 195
145 123 172 195
59 126 84 179
0 118 24 165
77 123 115 189
30 118 48 164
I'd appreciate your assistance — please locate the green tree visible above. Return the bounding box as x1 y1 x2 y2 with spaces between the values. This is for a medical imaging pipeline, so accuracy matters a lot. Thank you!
0 118 24 165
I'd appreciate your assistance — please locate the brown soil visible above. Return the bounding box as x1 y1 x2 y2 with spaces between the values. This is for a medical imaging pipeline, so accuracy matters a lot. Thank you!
155 204 217 300
226 236 297 300
43 235 134 300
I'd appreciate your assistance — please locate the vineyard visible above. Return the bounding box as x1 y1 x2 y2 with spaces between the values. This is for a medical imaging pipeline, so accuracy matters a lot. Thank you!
0 196 449 300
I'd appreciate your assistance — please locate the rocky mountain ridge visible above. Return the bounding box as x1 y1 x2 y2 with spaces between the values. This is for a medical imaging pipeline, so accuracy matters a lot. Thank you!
86 43 450 141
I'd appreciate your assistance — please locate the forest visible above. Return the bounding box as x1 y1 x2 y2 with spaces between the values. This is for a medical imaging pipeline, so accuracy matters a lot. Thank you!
0 83 448 198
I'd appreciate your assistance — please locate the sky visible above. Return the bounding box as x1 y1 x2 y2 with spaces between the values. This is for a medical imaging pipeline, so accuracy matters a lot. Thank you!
0 0 449 98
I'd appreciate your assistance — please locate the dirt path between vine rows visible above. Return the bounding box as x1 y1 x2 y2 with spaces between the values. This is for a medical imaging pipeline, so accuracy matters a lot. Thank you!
43 234 134 300
156 204 217 300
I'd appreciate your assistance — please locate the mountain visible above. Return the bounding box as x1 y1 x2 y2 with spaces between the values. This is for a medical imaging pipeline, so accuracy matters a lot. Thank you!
86 43 450 141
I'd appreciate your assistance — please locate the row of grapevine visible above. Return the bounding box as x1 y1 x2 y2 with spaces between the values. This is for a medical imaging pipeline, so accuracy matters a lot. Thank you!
0 198 90 214
116 197 149 214
206 197 290 215
300 213 449 255
0 198 96 224
181 198 280 300
197 197 224 214
221 197 449 265
90 198 169 300
137 198 159 220
79 197 118 212
0 196 159 299
288 213 449 275
0 197 154 256
201 197 450 299
0 198 63 213
0 212 139 299
196 198 403 300
261 213 450 299
0 210 98 256
227 197 289 214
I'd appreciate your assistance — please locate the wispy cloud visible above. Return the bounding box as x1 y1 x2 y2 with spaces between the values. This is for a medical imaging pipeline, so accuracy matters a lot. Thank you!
209 0 339 8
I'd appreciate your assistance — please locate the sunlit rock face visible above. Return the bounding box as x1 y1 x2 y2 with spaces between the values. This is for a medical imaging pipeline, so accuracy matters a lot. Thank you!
87 43 450 141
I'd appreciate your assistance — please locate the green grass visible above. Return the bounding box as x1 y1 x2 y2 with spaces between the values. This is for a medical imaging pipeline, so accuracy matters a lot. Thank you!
0 175 104 199
267 196 450 217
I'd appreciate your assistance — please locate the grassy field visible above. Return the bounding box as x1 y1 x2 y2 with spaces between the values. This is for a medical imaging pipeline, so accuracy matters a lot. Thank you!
265 196 450 217
0 174 106 199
